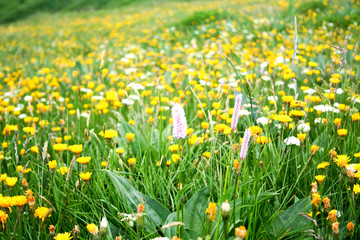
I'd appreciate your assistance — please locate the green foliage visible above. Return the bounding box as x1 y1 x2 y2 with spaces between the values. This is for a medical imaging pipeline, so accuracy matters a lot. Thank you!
297 0 327 14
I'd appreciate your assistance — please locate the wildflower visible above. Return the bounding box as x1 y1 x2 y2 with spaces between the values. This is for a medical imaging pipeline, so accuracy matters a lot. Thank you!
353 184 360 194
240 129 251 160
315 175 326 183
311 192 321 208
249 126 262 135
337 129 347 137
231 94 242 130
86 223 99 236
333 118 341 126
317 161 330 169
311 145 319 153
5 177 17 187
68 145 83 154
23 127 35 135
79 172 92 181
332 221 339 235
12 195 28 206
297 133 306 141
169 144 180 152
99 129 117 139
34 207 51 221
284 136 300 146
311 181 318 193
101 161 107 167
327 209 337 223
347 222 354 236
221 200 231 219
49 225 56 237
0 173 7 182
186 128 194 136
205 202 217 222
171 103 187 139
53 144 68 151
274 114 292 123
76 156 91 165
100 217 108 236
128 158 136 165
201 122 209 129
126 133 135 142
235 226 247 240
256 136 268 144
334 155 351 168
233 159 240 172
54 232 72 240
351 113 360 121
354 152 360 158
0 210 8 230
48 160 57 171
329 149 337 158
172 154 180 163
323 197 331 210
117 148 124 154
289 110 305 117
57 166 68 175
136 203 145 228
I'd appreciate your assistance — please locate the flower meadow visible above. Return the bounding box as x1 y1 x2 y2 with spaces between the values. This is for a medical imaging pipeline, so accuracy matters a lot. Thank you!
0 0 360 239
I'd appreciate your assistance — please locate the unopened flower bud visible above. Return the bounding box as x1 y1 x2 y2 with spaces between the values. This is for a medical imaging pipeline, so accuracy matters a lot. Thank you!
235 226 247 240
100 217 108 237
49 225 56 237
221 200 231 219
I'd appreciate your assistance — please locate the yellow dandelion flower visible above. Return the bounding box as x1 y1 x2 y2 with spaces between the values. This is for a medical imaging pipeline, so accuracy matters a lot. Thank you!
79 172 92 181
315 175 326 183
205 202 217 222
5 177 17 187
317 162 330 169
76 156 91 165
86 223 99 235
353 184 360 194
34 207 51 221
334 155 351 168
54 232 72 240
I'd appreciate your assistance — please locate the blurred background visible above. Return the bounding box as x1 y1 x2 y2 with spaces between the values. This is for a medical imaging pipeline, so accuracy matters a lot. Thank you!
0 0 191 23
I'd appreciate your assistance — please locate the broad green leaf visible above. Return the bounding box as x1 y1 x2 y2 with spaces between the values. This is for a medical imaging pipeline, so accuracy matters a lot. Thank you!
270 197 311 238
107 171 170 229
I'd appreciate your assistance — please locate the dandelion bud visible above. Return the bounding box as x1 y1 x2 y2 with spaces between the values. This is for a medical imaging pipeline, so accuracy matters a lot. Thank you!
49 225 56 237
221 200 231 219
231 94 242 130
137 203 144 229
28 195 36 209
99 217 108 237
347 222 354 237
332 221 339 240
322 197 331 212
311 181 318 193
115 236 122 240
22 178 28 188
137 204 144 214
235 226 247 240
171 103 187 139
240 129 251 160
347 169 355 189
74 225 80 239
